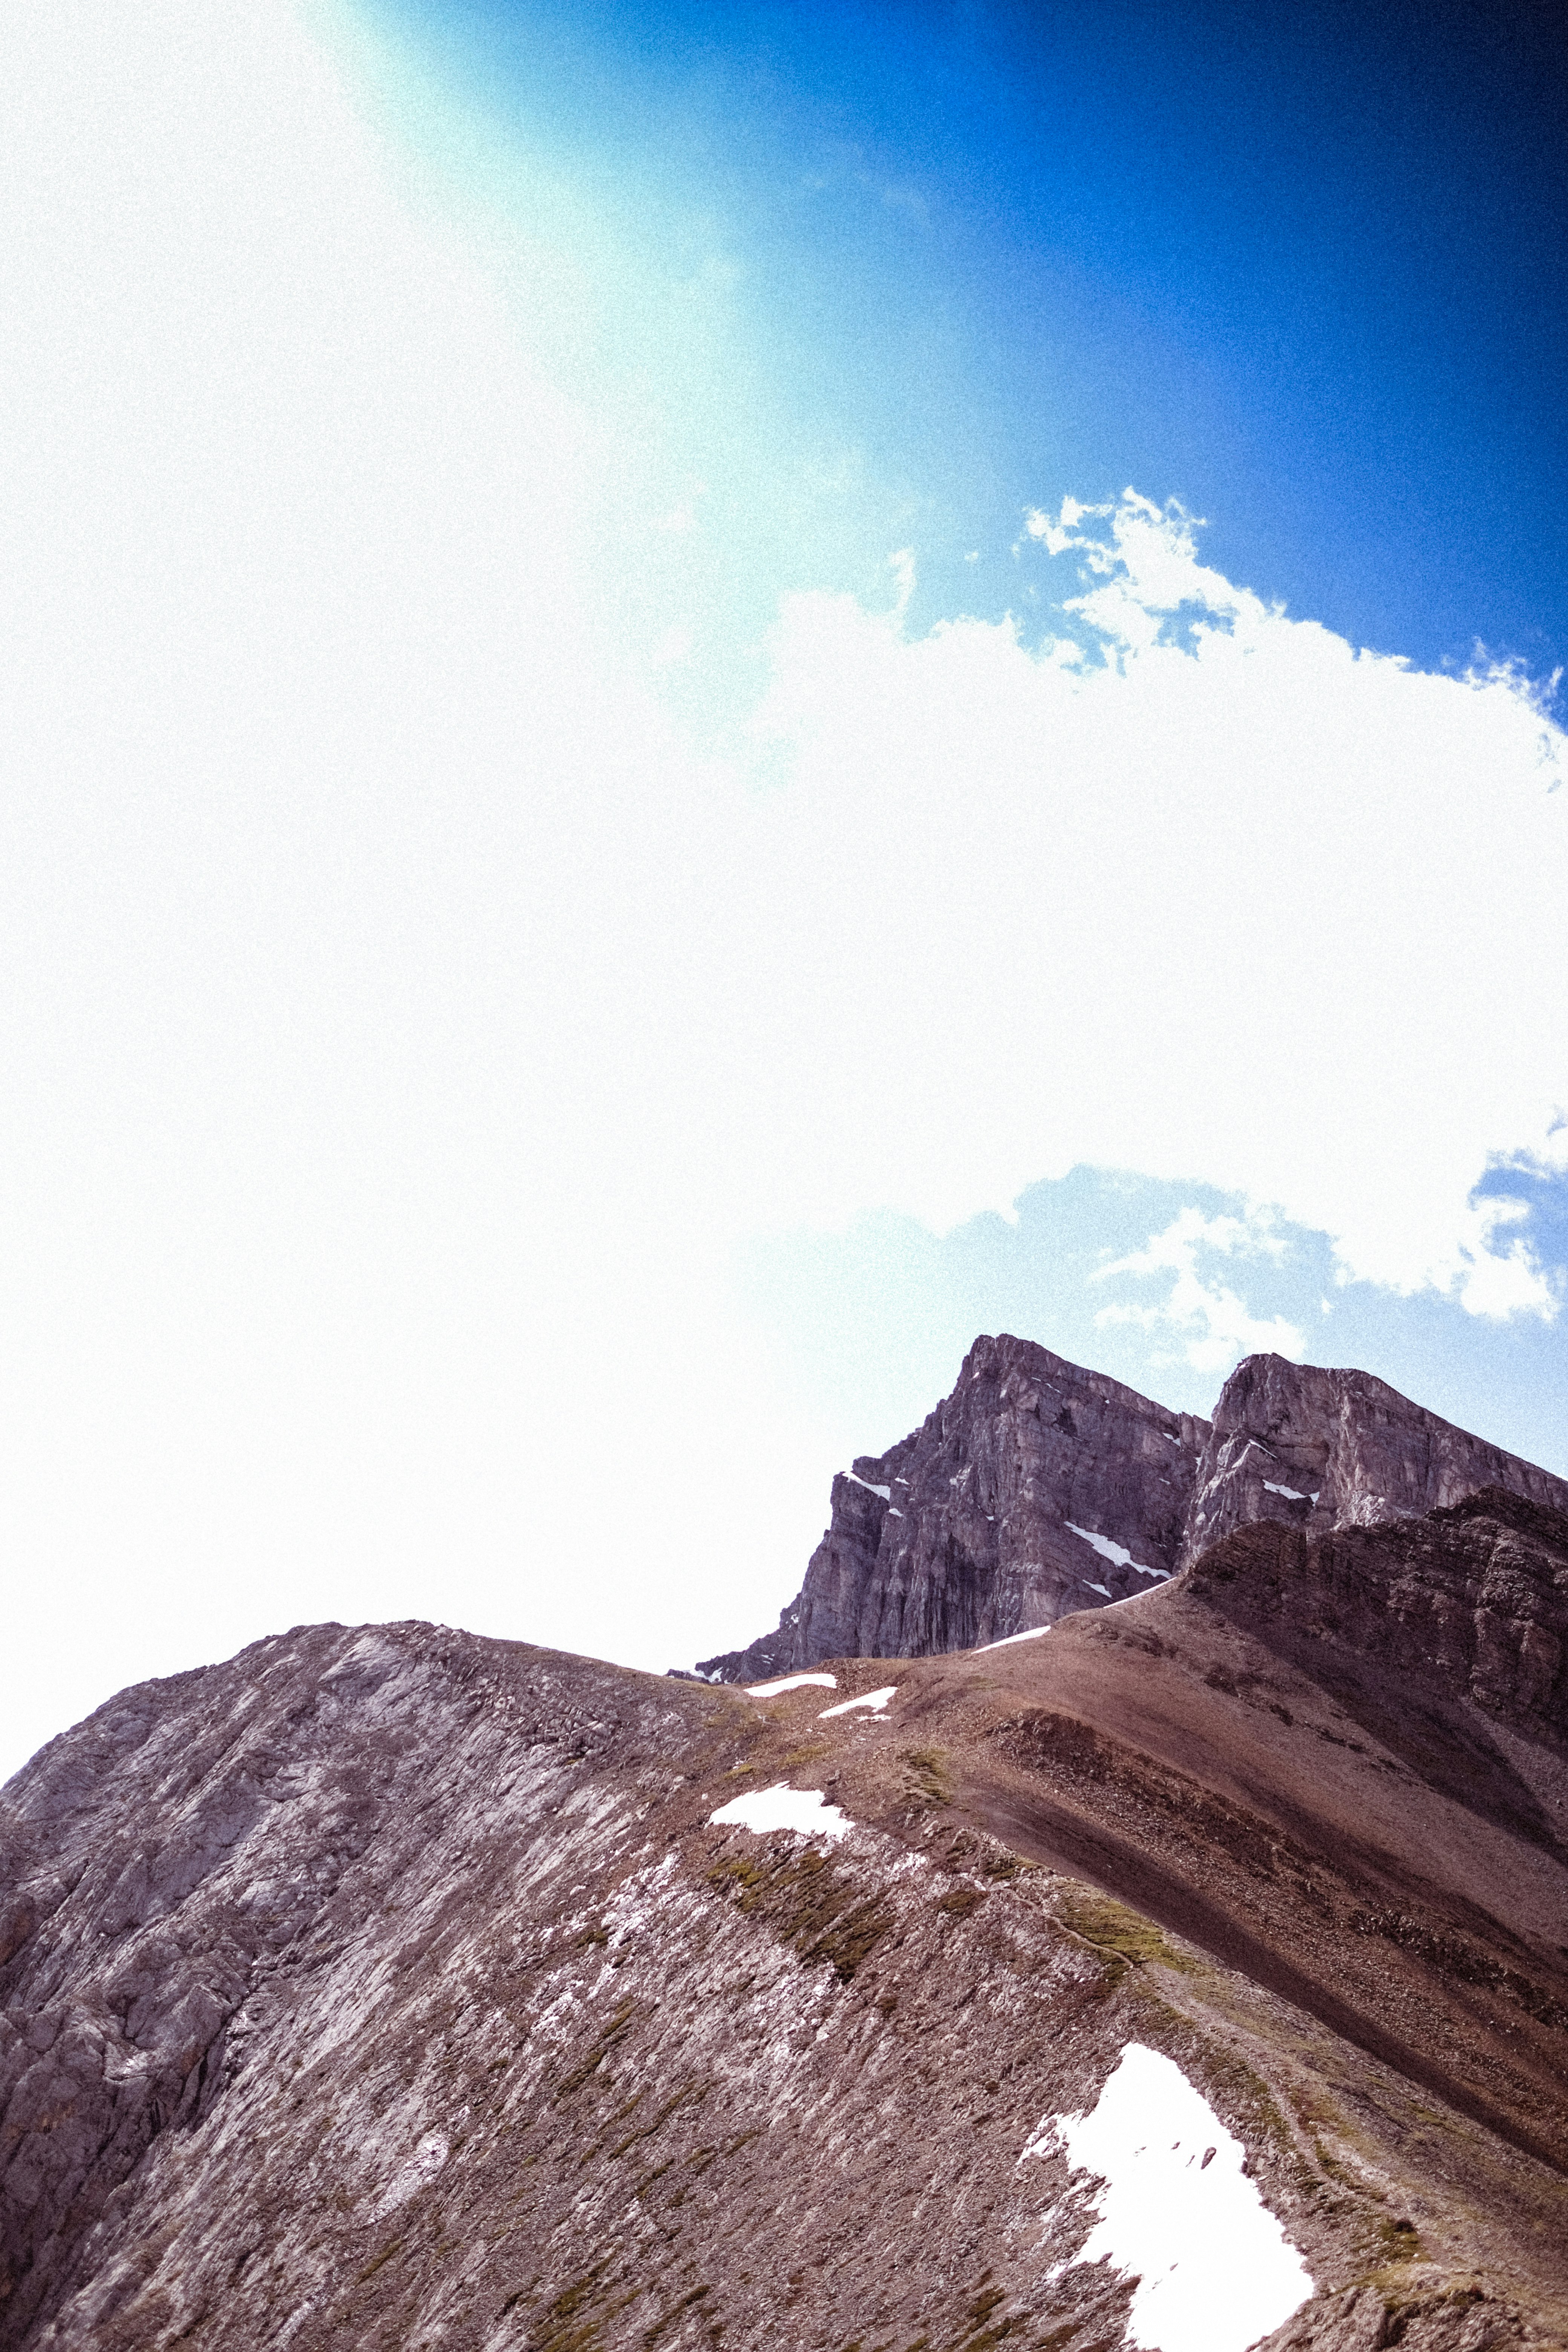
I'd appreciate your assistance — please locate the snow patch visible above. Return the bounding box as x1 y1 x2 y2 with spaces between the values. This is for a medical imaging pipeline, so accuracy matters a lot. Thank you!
709 1784 851 1842
846 1471 892 1498
1263 1481 1309 1502
745 1673 837 1697
1023 2043 1313 2352
977 1624 1052 1651
1082 1580 1113 1598
819 1686 896 1718
1066 1523 1160 1580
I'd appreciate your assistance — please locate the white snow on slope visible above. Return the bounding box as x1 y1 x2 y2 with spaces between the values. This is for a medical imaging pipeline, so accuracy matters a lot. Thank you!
1024 2043 1313 2352
709 1783 851 1841
846 1471 893 1498
819 1686 897 1718
1065 1523 1161 1579
746 1672 838 1696
1263 1481 1310 1502
977 1625 1052 1651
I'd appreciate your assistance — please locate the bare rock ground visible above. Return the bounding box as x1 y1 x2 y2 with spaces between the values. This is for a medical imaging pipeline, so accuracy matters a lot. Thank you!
3 1486 1567 2350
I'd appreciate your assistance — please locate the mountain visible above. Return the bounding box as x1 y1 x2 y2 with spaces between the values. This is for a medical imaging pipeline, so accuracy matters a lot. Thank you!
696 1340 1568 1683
3 1481 1567 2349
1185 1352 1568 1563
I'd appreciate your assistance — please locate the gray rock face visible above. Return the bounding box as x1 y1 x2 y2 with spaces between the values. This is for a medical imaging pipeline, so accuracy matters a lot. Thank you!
698 1340 1568 1682
3 1601 1563 2350
1182 1354 1568 1565
698 1334 1208 1683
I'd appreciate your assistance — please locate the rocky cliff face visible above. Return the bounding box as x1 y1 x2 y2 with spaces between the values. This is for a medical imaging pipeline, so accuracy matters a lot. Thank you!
4 1512 1568 2351
698 1340 1568 1683
698 1334 1208 1684
1182 1355 1568 1565
1186 1484 1568 1738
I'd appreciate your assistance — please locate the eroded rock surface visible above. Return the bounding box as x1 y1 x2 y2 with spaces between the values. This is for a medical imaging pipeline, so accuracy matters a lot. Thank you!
1185 1485 1568 1739
698 1334 1207 1683
1182 1356 1568 1566
698 1341 1568 1682
4 1591 1568 2352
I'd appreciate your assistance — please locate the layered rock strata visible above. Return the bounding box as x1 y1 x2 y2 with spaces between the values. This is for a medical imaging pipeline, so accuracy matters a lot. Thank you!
698 1339 1568 1682
698 1334 1208 1684
5 1564 1568 2350
1186 1484 1568 1738
1183 1354 1568 1564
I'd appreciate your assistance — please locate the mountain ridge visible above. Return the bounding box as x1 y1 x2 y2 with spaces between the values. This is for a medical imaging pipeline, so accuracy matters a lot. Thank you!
3 1481 1567 2347
696 1339 1568 1683
3 1343 1567 2348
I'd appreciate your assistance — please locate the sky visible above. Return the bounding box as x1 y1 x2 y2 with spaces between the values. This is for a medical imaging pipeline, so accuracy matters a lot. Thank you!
2 0 1565 1780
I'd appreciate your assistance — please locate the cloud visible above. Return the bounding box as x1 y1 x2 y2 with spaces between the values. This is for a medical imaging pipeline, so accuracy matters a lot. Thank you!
1093 1206 1306 1374
3 1 1564 1770
744 492 1566 1308
1453 1194 1560 1318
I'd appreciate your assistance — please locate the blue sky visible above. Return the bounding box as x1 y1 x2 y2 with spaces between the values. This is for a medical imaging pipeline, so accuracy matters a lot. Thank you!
1 0 1565 1776
378 0 1568 678
742 1164 1568 1482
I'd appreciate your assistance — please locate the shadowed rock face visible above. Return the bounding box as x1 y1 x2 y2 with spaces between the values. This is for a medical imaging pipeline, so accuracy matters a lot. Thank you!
1185 1487 1568 1739
697 1340 1568 1683
4 1505 1568 2352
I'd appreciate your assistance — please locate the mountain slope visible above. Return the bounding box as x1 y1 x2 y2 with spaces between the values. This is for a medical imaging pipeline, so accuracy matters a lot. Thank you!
1183 1355 1568 1564
3 1490 1567 2350
698 1340 1568 1682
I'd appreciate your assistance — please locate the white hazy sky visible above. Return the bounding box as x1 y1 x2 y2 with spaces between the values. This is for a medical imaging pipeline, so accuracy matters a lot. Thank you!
2 1 1564 1781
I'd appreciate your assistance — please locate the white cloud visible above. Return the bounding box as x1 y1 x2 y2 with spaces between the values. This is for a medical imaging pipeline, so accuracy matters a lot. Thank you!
1454 1195 1559 1318
2 3 1565 1772
744 493 1567 1305
1093 1207 1306 1374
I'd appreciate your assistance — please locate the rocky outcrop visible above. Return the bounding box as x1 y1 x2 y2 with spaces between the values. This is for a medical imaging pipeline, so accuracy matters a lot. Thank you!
1188 1485 1568 1738
1182 1354 1568 1565
698 1334 1208 1682
3 1592 1566 2349
698 1342 1568 1683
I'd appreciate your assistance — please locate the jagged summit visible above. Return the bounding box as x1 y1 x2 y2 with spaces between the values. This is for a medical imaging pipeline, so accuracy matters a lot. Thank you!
697 1337 1568 1683
697 1334 1206 1684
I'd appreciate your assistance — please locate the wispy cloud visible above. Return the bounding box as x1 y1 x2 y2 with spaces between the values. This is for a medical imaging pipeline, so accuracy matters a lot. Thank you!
1093 1206 1305 1375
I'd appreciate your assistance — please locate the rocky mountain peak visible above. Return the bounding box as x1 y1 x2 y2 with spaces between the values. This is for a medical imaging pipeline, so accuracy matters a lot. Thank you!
698 1338 1568 1683
698 1333 1208 1684
1183 1351 1568 1563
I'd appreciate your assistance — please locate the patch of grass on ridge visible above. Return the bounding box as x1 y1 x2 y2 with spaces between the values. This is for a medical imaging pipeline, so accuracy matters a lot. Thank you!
1055 1889 1198 1976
